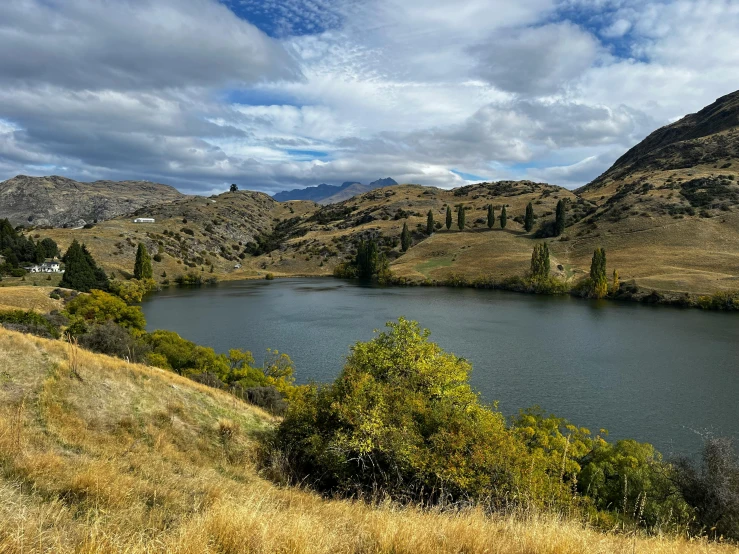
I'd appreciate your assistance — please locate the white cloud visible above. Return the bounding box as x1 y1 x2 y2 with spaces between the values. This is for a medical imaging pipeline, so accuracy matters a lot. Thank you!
471 22 603 95
0 0 738 194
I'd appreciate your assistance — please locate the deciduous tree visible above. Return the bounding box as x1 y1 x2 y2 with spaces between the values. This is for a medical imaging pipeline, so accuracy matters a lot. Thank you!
590 248 608 298
133 243 153 280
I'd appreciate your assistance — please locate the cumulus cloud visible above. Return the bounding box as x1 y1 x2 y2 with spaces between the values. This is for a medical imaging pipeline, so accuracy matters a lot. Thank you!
471 22 602 95
0 0 299 91
0 0 738 194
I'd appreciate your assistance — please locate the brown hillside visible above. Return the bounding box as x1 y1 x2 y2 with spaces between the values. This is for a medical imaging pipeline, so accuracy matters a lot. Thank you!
0 175 184 227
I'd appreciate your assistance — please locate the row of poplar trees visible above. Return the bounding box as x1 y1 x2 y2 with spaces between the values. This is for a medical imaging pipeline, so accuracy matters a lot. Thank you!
529 243 617 299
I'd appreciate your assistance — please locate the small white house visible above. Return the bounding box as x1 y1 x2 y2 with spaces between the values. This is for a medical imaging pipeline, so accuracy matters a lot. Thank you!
26 259 64 273
133 217 155 224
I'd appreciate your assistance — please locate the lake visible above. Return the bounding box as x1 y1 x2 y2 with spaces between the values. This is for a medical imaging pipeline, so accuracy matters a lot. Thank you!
142 278 739 457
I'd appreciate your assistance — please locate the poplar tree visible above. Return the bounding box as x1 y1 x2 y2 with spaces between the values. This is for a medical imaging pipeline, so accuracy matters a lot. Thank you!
427 210 434 235
457 205 465 230
500 206 507 229
590 248 608 298
487 205 494 229
133 243 153 280
524 202 535 232
446 206 452 230
530 243 550 281
356 239 379 278
555 199 567 236
612 269 620 293
400 222 411 252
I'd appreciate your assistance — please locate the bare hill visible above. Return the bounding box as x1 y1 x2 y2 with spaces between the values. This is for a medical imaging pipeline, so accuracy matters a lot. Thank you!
0 174 184 228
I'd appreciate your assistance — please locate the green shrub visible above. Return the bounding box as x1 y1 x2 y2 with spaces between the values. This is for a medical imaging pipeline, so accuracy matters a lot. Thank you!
0 310 61 339
274 318 569 508
65 290 146 334
78 321 151 363
231 385 288 416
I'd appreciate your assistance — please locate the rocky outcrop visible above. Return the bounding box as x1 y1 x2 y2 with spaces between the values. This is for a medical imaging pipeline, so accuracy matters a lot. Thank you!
0 175 184 227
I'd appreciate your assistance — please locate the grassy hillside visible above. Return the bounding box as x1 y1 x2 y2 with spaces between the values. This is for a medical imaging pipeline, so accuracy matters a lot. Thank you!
1 327 735 553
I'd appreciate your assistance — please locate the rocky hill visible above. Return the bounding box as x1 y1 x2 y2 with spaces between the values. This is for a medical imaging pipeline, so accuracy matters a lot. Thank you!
579 91 739 209
0 175 184 228
273 177 398 204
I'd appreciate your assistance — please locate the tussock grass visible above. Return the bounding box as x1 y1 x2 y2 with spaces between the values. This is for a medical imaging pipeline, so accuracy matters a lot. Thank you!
0 328 735 553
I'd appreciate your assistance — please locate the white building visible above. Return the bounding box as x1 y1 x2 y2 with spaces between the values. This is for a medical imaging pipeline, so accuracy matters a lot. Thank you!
26 259 64 273
133 217 155 223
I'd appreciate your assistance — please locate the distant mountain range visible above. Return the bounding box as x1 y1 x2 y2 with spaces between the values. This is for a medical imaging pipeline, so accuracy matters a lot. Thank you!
273 178 398 204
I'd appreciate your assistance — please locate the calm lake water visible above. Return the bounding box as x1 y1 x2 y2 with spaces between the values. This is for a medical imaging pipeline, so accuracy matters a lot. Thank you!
142 278 739 457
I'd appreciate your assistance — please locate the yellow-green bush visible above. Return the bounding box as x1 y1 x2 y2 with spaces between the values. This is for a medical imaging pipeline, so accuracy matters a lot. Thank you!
275 318 575 508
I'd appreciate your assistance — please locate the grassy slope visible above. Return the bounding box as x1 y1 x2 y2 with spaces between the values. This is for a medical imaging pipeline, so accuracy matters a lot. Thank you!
0 286 64 313
23 175 739 295
1 328 735 553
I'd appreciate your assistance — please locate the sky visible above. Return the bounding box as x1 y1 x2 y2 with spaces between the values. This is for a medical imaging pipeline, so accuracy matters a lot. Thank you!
0 0 738 195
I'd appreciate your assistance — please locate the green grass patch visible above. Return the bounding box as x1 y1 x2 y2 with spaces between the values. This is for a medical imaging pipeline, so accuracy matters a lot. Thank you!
415 257 454 277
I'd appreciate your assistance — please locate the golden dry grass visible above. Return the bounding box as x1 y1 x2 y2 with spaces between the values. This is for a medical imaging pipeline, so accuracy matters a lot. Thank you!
0 286 64 313
0 328 736 553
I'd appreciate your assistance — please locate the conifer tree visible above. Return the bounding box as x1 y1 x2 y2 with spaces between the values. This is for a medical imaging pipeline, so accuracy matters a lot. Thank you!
445 206 452 230
60 240 109 292
487 204 494 229
500 206 507 229
230 184 238 192
427 210 434 235
530 243 550 281
555 199 567 236
133 243 153 280
524 202 535 232
590 248 608 298
457 205 465 230
400 222 411 252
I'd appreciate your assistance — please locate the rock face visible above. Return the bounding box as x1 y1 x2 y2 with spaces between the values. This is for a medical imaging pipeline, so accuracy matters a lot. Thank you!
581 90 739 195
0 175 184 227
273 178 398 204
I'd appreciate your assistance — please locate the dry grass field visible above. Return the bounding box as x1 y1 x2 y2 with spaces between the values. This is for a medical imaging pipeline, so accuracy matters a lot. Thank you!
1 327 736 553
0 286 64 313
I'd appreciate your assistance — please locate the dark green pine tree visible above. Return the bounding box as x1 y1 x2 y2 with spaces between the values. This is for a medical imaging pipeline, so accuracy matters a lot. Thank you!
133 243 153 280
500 206 507 229
60 240 109 292
445 206 452 230
400 222 411 252
555 199 567 236
230 184 239 192
530 243 550 281
487 204 494 229
590 247 608 298
524 202 535 232
457 205 465 230
426 210 434 235
356 239 379 278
